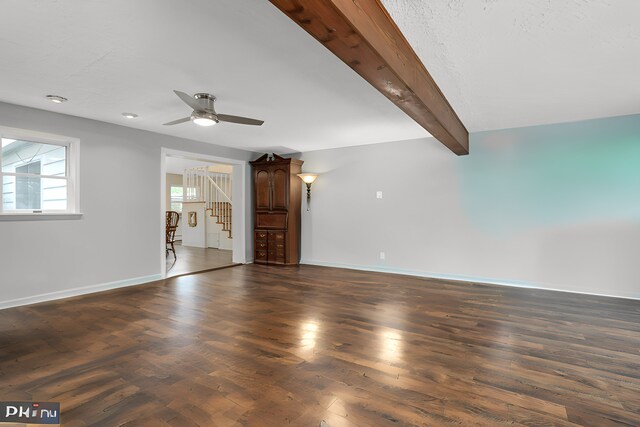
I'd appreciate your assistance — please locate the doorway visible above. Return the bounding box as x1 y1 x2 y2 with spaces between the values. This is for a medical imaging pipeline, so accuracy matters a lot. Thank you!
160 148 247 278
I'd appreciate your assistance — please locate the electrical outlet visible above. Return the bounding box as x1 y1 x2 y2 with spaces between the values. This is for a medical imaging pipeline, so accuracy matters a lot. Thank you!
379 252 385 260
376 191 383 199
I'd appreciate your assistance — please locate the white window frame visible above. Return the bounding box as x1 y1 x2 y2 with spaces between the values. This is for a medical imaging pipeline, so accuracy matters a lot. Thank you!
0 126 81 220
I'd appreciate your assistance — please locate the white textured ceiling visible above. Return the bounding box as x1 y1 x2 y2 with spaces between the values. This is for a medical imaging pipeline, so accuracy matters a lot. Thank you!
0 0 426 153
381 0 640 131
1 1 638 153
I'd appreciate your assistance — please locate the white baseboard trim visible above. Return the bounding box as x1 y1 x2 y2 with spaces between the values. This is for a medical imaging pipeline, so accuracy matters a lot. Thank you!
300 259 640 301
0 274 164 310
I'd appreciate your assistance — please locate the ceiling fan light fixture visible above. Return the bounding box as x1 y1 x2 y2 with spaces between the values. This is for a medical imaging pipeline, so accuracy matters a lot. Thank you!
191 111 218 127
165 91 263 127
193 117 216 127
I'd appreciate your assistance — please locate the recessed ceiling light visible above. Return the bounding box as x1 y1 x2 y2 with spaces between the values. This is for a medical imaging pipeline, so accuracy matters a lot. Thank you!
46 95 68 104
122 112 138 119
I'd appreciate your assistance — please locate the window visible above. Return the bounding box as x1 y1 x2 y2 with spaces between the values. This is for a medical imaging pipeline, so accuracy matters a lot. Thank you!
170 186 183 213
0 127 79 217
169 185 198 213
16 161 42 209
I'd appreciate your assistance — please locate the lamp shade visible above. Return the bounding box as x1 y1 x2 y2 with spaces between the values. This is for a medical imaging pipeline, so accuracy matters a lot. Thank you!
297 173 318 184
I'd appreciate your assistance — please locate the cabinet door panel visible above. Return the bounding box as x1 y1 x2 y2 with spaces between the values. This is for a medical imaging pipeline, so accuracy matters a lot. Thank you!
271 167 289 210
256 212 287 229
255 169 271 210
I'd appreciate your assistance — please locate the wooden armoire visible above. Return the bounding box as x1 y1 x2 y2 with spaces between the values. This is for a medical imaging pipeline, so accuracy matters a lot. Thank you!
250 153 303 265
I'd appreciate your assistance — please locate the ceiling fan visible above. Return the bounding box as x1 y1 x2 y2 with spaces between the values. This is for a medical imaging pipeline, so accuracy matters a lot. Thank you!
163 90 264 127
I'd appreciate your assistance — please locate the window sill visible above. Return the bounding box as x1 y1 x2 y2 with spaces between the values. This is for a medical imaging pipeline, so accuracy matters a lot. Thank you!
0 213 83 221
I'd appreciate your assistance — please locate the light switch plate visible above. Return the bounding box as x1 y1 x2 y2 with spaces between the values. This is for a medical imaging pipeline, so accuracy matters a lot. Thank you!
376 191 383 199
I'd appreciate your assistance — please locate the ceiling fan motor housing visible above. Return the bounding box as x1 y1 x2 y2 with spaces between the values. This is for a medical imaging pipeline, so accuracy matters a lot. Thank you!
194 93 216 111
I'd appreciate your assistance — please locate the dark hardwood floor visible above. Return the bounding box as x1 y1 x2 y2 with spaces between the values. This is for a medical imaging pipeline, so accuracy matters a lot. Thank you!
166 241 234 278
1 265 639 426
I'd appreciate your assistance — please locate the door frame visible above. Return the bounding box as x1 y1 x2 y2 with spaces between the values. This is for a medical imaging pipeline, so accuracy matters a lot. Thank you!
160 147 247 277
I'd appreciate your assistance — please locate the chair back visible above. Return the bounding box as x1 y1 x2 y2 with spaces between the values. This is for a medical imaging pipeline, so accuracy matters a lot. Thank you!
166 211 179 244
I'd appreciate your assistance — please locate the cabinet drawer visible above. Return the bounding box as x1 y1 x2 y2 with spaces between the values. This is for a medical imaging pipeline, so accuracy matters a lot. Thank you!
268 231 285 241
255 231 268 241
256 241 268 250
255 250 267 260
268 236 285 252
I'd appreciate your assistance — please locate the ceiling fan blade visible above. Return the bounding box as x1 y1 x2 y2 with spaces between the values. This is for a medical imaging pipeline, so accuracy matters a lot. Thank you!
217 114 264 126
173 90 201 110
163 117 191 126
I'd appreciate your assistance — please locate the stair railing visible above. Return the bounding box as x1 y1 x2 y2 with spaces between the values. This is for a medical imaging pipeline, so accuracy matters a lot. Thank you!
183 167 233 237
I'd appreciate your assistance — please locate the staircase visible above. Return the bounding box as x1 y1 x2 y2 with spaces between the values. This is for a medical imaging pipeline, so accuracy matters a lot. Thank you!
183 166 233 239
209 201 232 238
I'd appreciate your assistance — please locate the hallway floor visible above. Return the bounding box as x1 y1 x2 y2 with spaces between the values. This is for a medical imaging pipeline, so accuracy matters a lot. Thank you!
166 241 234 277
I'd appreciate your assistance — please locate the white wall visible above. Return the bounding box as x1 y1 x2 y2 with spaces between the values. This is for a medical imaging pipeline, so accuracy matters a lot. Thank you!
0 102 256 307
181 202 206 248
299 114 640 299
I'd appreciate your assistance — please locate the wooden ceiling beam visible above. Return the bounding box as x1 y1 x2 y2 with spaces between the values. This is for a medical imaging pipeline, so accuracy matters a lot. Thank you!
269 0 469 155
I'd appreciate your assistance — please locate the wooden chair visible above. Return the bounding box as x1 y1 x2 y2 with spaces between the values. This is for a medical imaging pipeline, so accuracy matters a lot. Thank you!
166 211 180 259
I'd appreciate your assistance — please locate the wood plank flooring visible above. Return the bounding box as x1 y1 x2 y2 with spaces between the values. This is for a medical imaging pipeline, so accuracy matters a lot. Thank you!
166 242 234 278
1 265 639 426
